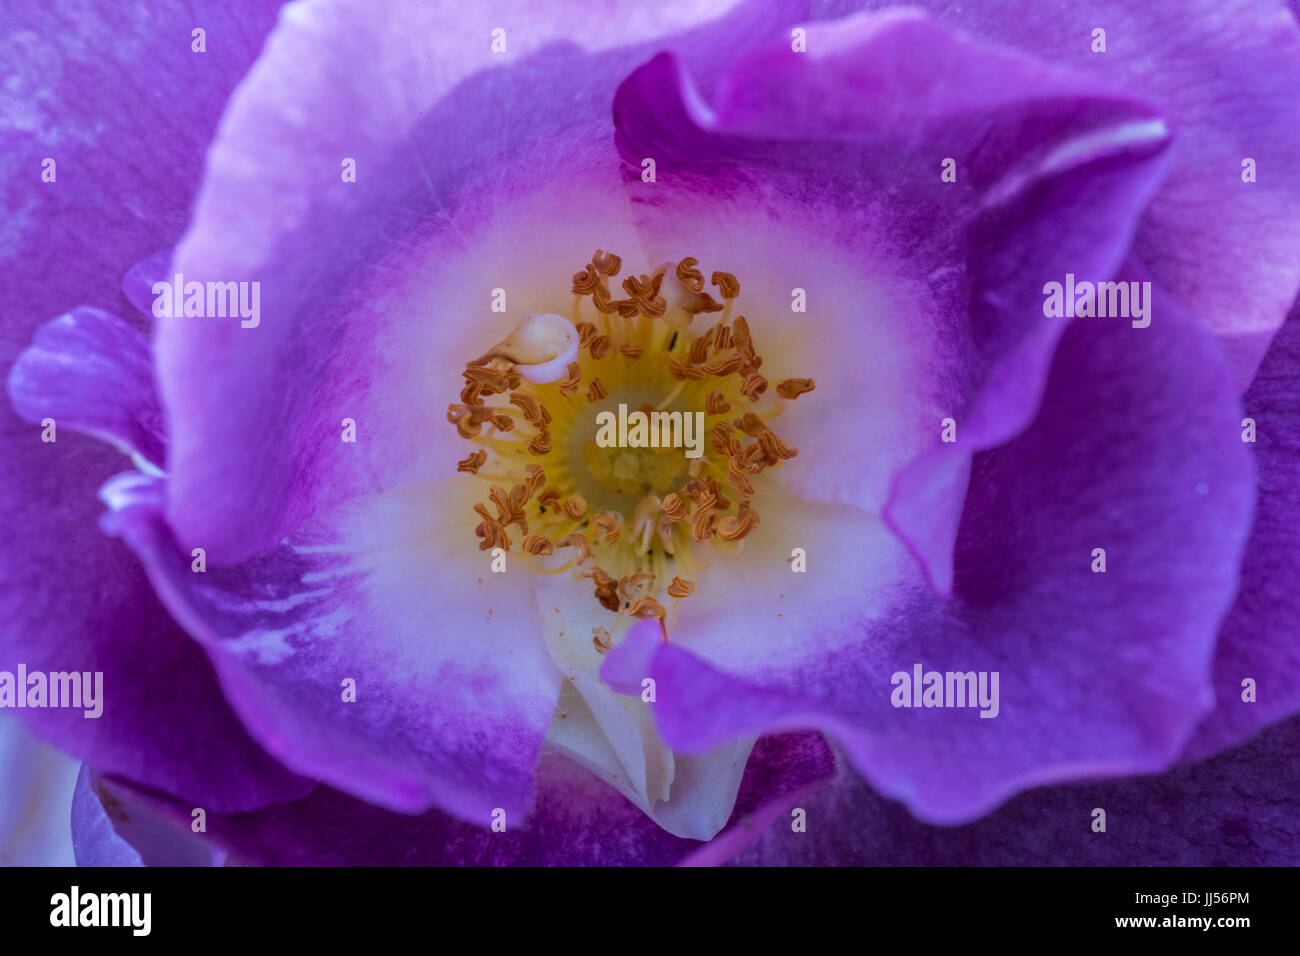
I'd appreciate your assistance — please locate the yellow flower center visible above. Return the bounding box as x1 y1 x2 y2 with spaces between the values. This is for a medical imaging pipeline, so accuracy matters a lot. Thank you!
447 251 815 643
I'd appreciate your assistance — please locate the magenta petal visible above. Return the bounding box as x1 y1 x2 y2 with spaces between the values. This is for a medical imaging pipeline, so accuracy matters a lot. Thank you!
71 764 215 867
87 731 833 866
814 0 1300 389
612 11 1174 593
0 455 310 813
0 0 286 336
101 473 562 823
736 716 1300 866
612 277 1252 824
155 0 802 563
121 250 173 320
7 308 165 467
3 310 309 811
1183 297 1300 758
0 0 309 816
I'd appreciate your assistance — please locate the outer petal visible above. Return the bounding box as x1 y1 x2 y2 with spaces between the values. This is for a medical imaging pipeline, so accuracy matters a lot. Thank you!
71 765 218 867
157 0 807 562
101 472 562 823
3 314 311 811
613 10 1173 593
815 0 1300 390
7 308 165 468
1183 296 1300 758
0 0 307 812
86 732 834 866
735 717 1300 866
606 277 1253 824
0 0 285 334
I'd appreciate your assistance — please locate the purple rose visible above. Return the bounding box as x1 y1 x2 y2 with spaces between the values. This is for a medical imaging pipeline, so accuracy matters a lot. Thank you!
3 0 1299 866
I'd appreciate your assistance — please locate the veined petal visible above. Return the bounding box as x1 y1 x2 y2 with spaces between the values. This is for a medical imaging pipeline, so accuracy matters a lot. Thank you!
812 0 1300 390
735 718 1300 866
612 10 1173 593
0 0 303 813
100 473 561 823
157 0 805 562
606 276 1253 824
71 764 216 867
1184 296 1300 758
7 308 165 468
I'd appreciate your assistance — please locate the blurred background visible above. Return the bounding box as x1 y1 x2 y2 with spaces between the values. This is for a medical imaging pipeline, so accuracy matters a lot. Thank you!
0 714 80 865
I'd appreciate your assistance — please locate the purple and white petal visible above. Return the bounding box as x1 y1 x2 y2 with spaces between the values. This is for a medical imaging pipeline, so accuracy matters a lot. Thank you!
607 276 1253 824
101 472 562 823
613 10 1174 593
813 0 1300 389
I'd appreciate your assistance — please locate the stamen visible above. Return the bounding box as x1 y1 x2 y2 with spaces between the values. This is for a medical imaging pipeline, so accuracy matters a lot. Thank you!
592 249 622 275
776 378 816 399
560 494 588 521
618 572 655 604
705 390 731 415
522 535 555 556
716 502 760 542
739 372 768 402
667 576 695 598
457 450 487 473
557 532 592 565
589 513 621 543
556 362 582 396
711 271 740 300
449 248 811 626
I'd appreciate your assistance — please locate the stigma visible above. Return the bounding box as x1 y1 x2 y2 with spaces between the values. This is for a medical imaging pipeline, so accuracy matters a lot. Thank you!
447 250 814 635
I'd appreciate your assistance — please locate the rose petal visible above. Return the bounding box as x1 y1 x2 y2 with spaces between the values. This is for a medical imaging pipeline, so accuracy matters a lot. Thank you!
7 308 165 467
0 0 308 814
72 764 219 867
1184 295 1300 758
0 715 79 865
157 0 803 562
612 10 1174 593
89 730 834 865
101 472 562 823
812 0 1300 390
607 274 1253 823
734 717 1300 865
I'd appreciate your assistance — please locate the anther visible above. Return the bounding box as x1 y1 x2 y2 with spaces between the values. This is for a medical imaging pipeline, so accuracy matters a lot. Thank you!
457 450 487 473
776 378 815 399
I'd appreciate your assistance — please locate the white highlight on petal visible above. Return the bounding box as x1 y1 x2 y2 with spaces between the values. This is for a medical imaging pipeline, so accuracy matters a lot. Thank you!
982 118 1170 212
